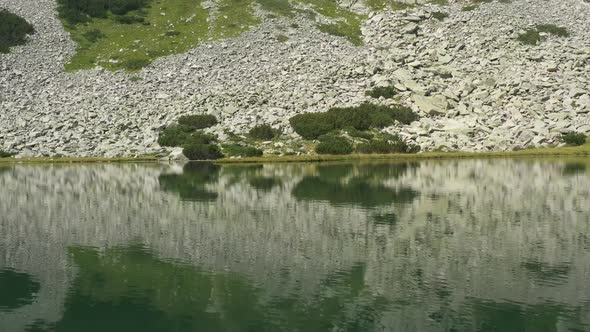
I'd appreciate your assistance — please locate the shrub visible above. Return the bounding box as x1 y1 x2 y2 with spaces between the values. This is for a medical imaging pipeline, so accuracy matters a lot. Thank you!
0 10 35 54
432 12 449 21
249 124 279 140
183 132 216 146
222 144 263 157
289 103 419 140
0 150 15 158
289 112 336 140
562 132 587 146
365 86 396 99
315 136 353 155
356 135 420 154
157 124 194 147
82 28 105 43
178 114 218 130
183 144 223 160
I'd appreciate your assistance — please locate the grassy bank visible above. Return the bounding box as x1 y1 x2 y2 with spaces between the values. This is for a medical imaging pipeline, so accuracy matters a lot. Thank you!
1 141 588 164
216 141 590 164
0 156 159 164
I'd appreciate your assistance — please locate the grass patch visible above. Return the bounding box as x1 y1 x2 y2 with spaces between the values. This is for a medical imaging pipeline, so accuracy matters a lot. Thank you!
58 0 368 71
517 29 540 45
536 24 569 37
431 12 449 21
461 5 478 11
276 34 289 42
0 9 35 53
517 24 569 45
216 140 590 164
365 0 416 11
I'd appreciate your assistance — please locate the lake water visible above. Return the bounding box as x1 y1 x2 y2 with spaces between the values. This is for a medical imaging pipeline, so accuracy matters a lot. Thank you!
0 159 589 332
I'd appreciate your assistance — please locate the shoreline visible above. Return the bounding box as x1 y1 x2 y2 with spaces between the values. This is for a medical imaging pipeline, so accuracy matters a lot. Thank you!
0 143 589 164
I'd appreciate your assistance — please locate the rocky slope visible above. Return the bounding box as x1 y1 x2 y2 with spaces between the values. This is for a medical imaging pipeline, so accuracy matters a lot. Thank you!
0 0 589 157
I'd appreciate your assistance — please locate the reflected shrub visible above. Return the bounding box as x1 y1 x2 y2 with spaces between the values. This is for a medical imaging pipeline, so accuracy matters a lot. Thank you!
0 269 40 310
159 162 220 201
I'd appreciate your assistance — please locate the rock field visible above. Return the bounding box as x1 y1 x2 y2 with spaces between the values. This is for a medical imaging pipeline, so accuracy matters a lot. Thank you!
0 0 589 157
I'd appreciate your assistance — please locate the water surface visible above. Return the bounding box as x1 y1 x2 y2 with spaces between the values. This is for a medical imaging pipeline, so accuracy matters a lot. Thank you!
0 159 589 331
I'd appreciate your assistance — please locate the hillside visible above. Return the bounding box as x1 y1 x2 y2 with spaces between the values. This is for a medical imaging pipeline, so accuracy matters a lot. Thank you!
0 0 589 158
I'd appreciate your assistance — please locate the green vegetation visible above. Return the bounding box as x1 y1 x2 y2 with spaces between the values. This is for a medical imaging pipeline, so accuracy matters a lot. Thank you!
178 114 218 130
428 0 449 5
25 245 388 331
0 269 40 310
82 28 105 43
356 134 420 154
289 103 419 139
365 86 396 99
249 124 279 140
315 135 354 155
56 0 366 71
0 151 15 158
518 24 570 45
183 143 224 160
276 34 289 42
157 114 223 160
536 24 569 37
0 9 35 53
221 144 264 157
432 11 449 21
56 0 150 24
345 127 374 140
365 0 415 11
517 29 541 45
562 132 587 146
461 5 478 11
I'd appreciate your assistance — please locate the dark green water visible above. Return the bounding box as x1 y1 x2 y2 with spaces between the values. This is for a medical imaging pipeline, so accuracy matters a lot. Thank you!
0 159 589 331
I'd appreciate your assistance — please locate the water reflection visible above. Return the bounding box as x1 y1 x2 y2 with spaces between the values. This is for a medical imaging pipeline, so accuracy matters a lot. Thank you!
0 159 589 331
0 269 40 312
292 163 419 207
25 245 387 332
